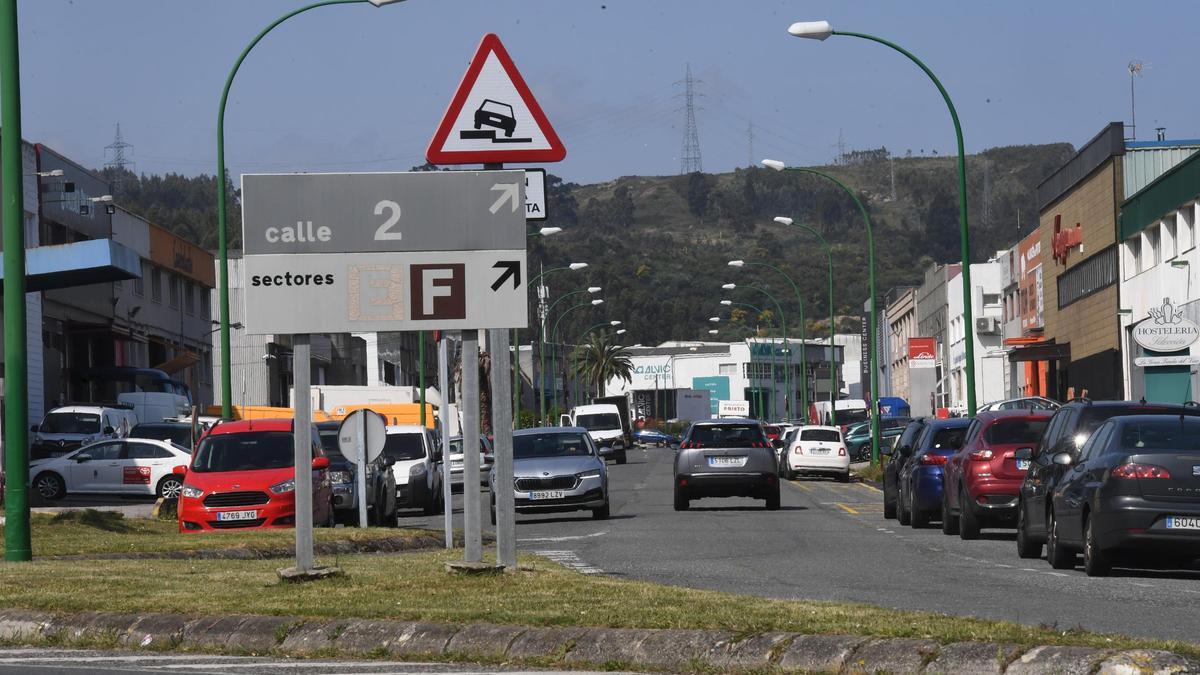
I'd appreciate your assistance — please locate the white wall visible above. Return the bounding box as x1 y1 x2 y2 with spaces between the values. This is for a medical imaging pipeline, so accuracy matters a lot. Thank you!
947 262 1006 412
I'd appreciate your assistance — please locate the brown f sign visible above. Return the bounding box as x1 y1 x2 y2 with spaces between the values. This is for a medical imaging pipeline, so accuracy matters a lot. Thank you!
410 264 466 320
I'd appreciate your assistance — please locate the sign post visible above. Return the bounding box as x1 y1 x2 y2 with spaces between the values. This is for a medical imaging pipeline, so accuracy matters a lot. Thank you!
439 333 454 548
338 408 386 528
292 335 314 573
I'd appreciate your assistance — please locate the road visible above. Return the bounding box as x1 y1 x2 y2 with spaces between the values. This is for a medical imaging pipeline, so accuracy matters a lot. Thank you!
407 444 1200 642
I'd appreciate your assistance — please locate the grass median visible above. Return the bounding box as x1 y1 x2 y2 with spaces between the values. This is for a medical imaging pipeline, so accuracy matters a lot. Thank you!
0 547 1196 659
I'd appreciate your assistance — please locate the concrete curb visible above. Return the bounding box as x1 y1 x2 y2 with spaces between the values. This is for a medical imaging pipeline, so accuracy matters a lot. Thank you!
0 609 1196 674
39 531 455 561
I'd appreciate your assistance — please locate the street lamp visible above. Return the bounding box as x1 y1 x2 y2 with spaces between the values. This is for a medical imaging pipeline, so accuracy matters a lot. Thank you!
784 19 978 429
773 216 837 423
610 320 622 326
722 283 736 290
763 158 876 458
723 300 774 420
529 226 562 237
215 0 407 419
720 300 733 306
521 263 591 426
741 284 789 422
616 329 627 335
550 299 604 412
709 316 721 322
533 285 602 425
708 329 719 335
728 260 804 421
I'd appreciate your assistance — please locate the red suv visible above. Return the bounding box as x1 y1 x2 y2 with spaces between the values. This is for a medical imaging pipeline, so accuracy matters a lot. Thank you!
940 410 1051 539
176 419 334 532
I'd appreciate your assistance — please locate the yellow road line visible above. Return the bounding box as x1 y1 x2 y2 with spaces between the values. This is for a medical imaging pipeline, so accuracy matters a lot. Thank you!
855 482 883 494
835 502 860 515
789 481 813 492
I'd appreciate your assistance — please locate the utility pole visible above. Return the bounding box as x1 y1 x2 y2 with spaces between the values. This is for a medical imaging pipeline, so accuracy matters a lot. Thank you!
677 64 703 174
746 121 755 168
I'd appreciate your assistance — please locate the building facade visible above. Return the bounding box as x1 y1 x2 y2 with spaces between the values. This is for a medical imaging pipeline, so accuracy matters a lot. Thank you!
946 260 1006 413
886 287 918 403
916 262 959 409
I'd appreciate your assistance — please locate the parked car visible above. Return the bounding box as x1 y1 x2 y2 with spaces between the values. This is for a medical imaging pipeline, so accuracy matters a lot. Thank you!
782 425 850 482
385 425 443 515
977 396 1061 413
1046 415 1200 576
315 420 397 527
490 426 609 523
674 418 779 511
176 419 334 532
448 434 492 488
128 422 196 450
897 418 971 528
844 418 908 462
883 418 929 519
776 426 802 475
940 411 1052 539
29 437 191 501
1015 399 1200 559
30 405 138 460
636 428 677 447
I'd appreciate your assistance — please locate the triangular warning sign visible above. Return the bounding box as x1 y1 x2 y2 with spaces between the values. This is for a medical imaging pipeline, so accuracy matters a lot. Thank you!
426 33 566 165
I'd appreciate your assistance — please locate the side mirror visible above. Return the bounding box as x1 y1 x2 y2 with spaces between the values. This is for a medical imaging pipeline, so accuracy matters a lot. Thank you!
312 456 330 470
1014 447 1032 461
29 424 38 432
172 464 189 476
74 454 93 463
103 426 116 436
1052 452 1073 466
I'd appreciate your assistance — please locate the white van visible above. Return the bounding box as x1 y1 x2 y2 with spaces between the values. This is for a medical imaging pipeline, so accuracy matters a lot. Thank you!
117 391 192 426
562 403 627 464
30 405 138 460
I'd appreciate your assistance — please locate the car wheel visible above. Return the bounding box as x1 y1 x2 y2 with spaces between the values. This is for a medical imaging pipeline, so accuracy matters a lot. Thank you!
1046 510 1075 570
958 487 980 540
897 483 912 526
837 471 851 484
883 479 897 520
941 490 959 535
1016 500 1042 559
592 501 610 520
616 452 627 465
673 484 689 511
910 497 929 528
33 472 66 501
156 474 183 500
1083 515 1112 577
765 483 781 511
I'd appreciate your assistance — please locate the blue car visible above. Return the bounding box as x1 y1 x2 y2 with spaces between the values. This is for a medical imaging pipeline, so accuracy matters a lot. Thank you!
897 418 970 528
635 428 677 447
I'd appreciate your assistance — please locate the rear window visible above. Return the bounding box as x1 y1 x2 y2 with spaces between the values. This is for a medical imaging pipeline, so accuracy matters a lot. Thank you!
192 431 292 472
1117 420 1200 452
927 427 967 451
689 424 766 447
800 429 842 442
984 419 1049 445
383 433 426 462
317 428 344 460
835 410 870 425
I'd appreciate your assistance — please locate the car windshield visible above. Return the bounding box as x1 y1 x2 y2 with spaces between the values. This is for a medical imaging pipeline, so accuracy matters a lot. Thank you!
1117 420 1200 452
191 431 293 472
927 427 967 451
985 419 1049 445
317 428 345 460
449 439 464 456
846 422 870 437
40 412 100 435
129 424 192 448
383 433 426 462
577 413 621 431
800 429 842 442
514 432 592 459
689 424 765 447
835 409 870 425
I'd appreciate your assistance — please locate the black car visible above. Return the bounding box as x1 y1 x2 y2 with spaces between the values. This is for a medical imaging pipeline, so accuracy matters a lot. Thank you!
128 422 195 450
882 418 929 519
674 419 779 511
1046 415 1200 576
1015 399 1200 559
316 420 398 527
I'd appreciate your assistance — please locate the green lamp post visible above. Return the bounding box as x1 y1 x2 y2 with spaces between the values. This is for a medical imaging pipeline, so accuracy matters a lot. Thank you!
728 260 808 421
723 284 789 421
720 301 773 420
551 299 603 411
517 261 588 427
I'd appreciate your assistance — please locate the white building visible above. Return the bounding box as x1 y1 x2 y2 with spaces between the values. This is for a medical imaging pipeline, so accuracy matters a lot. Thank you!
946 260 1007 413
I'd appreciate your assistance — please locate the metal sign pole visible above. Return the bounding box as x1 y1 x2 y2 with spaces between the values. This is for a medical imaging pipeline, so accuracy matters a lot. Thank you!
439 333 453 549
461 331 483 563
490 328 517 568
356 410 368 528
293 334 314 572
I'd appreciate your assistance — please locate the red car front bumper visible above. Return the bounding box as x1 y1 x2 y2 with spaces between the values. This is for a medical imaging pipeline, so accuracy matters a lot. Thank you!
178 491 296 532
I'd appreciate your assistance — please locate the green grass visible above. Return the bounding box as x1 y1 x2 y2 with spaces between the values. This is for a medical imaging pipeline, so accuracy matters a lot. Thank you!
853 461 885 484
0 549 1195 658
0 510 439 558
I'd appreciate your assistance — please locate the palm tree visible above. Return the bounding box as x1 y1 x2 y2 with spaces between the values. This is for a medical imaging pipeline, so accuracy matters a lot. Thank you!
571 333 633 398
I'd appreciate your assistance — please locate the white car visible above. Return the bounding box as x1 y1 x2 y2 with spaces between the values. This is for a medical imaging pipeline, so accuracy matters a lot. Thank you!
783 425 850 483
384 425 443 515
29 437 191 500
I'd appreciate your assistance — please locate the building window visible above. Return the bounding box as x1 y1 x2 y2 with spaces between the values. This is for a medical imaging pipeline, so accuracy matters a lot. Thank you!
718 363 736 376
1143 226 1160 271
1163 218 1178 261
184 281 195 315
151 267 162 303
200 287 210 319
1058 246 1117 309
133 262 144 297
168 274 180 309
1182 204 1197 253
1124 237 1141 279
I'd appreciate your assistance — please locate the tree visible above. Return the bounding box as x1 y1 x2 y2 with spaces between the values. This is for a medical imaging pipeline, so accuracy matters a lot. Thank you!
571 333 633 398
686 171 709 218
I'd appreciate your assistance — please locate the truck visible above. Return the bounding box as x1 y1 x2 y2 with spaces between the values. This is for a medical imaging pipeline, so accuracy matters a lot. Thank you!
810 399 871 430
561 398 629 464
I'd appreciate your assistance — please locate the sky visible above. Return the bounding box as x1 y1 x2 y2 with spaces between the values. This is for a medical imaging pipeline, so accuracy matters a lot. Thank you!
13 0 1200 185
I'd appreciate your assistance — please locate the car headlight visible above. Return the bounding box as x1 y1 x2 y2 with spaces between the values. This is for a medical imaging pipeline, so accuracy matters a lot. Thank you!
269 478 295 494
329 470 353 485
181 485 204 499
577 469 602 479
409 463 427 478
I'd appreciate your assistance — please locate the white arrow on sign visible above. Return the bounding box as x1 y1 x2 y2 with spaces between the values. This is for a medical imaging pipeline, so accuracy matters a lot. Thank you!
489 183 520 214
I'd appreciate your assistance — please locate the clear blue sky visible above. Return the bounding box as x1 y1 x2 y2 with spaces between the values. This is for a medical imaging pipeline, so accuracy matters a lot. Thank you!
15 0 1199 185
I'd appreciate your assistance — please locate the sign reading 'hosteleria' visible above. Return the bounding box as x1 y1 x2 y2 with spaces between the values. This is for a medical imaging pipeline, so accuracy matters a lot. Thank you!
1133 298 1200 352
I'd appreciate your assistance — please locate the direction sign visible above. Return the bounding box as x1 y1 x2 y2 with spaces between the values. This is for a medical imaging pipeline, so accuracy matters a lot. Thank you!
524 169 546 221
241 249 528 334
426 33 565 165
338 409 386 465
241 171 526 255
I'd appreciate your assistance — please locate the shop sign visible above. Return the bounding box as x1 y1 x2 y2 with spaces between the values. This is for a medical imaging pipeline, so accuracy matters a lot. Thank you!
1133 298 1200 352
1051 214 1083 265
1134 355 1200 367
908 337 936 369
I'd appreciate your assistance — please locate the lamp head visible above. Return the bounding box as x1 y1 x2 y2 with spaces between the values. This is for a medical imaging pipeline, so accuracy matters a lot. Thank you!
787 20 833 40
720 300 733 306
591 299 604 306
773 216 794 226
610 320 622 326
569 262 588 270
761 159 787 172
709 316 721 323
616 329 627 335
539 226 563 236
728 260 745 268
367 0 406 6
708 329 719 335
587 286 602 293
722 283 737 290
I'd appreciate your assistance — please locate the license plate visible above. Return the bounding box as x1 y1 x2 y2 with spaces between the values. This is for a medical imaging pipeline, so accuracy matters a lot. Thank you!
708 456 747 467
1016 459 1031 470
1166 516 1200 530
216 510 257 521
812 448 830 455
529 490 565 500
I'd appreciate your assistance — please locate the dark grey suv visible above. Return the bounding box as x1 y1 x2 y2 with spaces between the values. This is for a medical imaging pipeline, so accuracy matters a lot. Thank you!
673 419 780 511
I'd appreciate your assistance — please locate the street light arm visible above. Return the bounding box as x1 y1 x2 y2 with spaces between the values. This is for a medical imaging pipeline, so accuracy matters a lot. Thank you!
740 261 804 419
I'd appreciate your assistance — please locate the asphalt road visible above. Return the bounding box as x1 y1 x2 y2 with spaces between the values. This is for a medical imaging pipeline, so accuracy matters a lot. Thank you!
405 444 1200 643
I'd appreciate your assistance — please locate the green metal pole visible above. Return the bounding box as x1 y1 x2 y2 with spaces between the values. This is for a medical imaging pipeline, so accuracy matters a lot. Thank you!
772 221 836 423
2 0 31 562
745 285 787 422
216 0 367 419
418 331 426 427
740 262 804 421
575 322 608 403
526 267 577 424
542 288 590 421
730 302 766 422
551 301 594 412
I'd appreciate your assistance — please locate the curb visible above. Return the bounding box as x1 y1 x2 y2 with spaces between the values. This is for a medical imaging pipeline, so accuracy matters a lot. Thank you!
0 609 1196 674
38 531 465 562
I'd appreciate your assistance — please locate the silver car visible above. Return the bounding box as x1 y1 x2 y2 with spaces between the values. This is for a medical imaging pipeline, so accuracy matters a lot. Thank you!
490 427 609 523
673 418 780 511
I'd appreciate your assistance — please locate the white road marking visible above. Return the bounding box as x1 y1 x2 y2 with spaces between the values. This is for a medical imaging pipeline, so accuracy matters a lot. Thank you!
533 549 604 574
519 530 608 543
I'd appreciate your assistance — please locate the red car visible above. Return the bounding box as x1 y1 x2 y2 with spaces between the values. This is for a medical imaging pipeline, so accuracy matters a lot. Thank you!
940 410 1052 539
176 418 334 533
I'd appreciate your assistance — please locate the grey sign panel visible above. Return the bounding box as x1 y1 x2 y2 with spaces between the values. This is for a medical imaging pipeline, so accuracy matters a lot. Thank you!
241 171 526 255
242 249 528 334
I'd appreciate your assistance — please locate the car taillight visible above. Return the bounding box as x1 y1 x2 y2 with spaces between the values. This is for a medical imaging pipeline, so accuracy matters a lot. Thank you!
920 454 948 466
1111 463 1171 479
969 449 993 461
838 447 846 456
793 446 803 455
